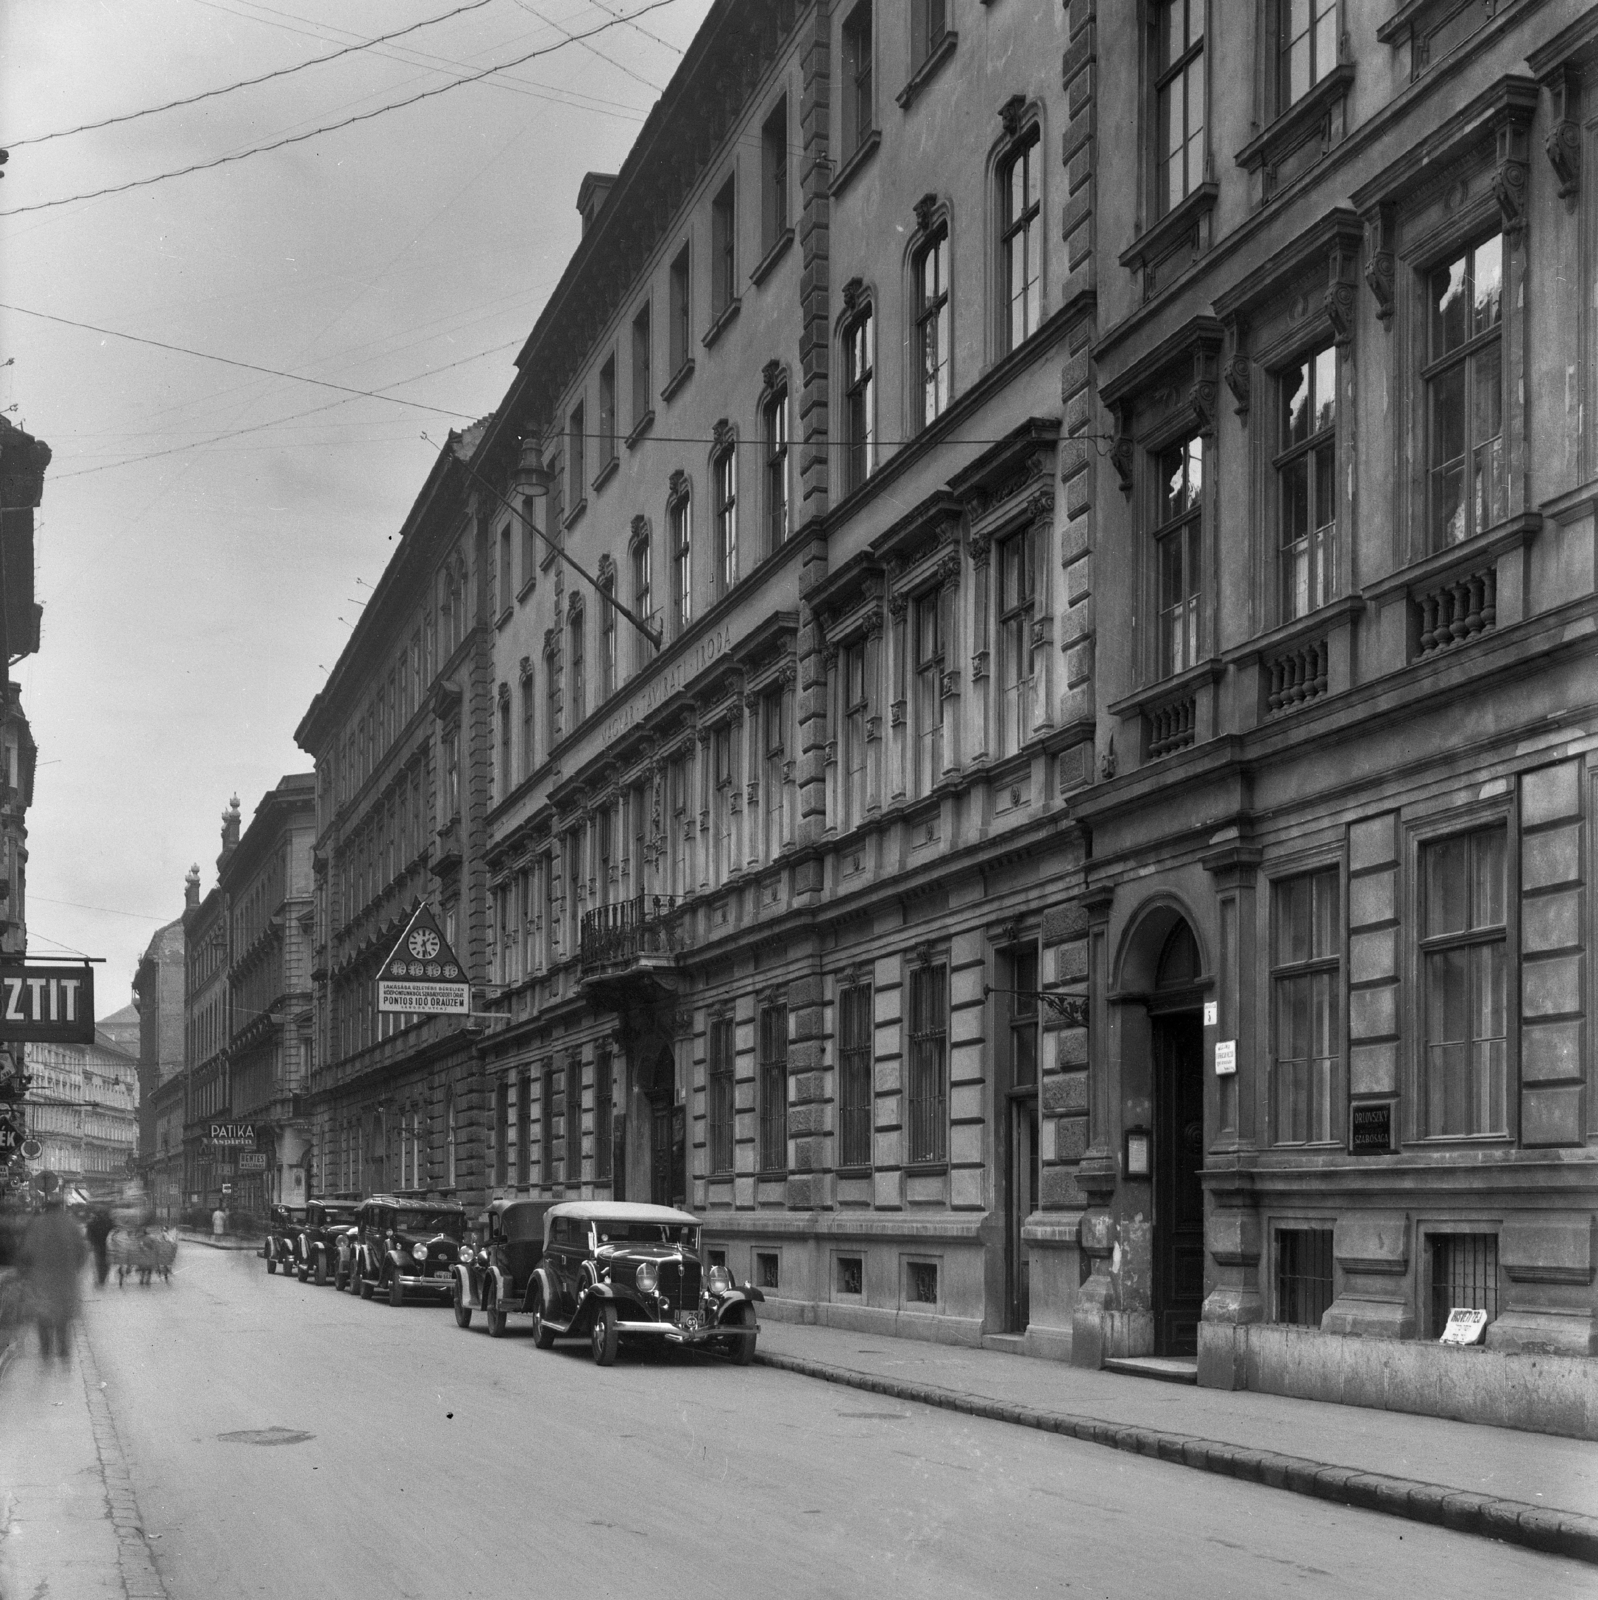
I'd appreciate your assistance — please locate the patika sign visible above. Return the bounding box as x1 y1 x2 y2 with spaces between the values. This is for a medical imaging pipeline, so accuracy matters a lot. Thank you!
378 902 470 1014
0 963 95 1044
207 1122 257 1148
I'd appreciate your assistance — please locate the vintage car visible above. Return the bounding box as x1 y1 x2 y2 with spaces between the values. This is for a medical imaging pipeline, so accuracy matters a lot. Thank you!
261 1204 308 1276
349 1193 470 1306
524 1200 763 1366
453 1197 554 1336
294 1195 362 1285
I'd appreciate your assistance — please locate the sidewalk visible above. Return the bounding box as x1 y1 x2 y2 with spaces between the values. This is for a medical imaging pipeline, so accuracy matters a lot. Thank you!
755 1319 1598 1564
174 1228 257 1252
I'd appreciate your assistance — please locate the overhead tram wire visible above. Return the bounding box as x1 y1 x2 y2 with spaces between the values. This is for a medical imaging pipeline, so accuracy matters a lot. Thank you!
1 0 502 148
0 0 685 219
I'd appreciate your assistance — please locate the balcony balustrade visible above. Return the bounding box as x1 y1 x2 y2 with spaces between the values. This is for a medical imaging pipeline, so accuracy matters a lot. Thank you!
580 894 682 976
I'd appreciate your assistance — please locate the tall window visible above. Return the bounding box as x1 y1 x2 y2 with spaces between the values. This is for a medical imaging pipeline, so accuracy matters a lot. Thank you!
600 580 617 702
498 694 512 795
669 245 692 376
715 447 738 593
443 728 461 819
1278 346 1337 620
541 1066 556 1183
764 387 789 549
569 404 585 508
1155 0 1205 217
841 2 873 156
545 644 560 750
1278 0 1338 113
631 302 652 427
914 588 946 793
1007 947 1039 1089
711 179 736 320
494 1077 509 1185
668 757 688 896
632 529 655 671
762 98 788 253
708 1015 735 1174
838 983 873 1169
670 488 692 634
915 227 951 426
843 640 869 825
1421 827 1507 1138
999 528 1036 754
521 671 536 779
547 449 564 536
758 1004 787 1171
1154 436 1203 678
713 723 734 881
516 1071 531 1185
907 963 948 1164
568 603 586 726
594 1052 613 1182
1427 233 1504 549
498 524 513 615
1001 130 1041 351
763 685 790 859
843 307 874 494
565 1059 582 1185
598 357 617 466
1272 869 1339 1145
912 0 947 67
444 1089 456 1187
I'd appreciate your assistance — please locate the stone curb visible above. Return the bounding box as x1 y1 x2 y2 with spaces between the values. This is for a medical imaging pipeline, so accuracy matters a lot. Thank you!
174 1230 258 1252
754 1350 1598 1568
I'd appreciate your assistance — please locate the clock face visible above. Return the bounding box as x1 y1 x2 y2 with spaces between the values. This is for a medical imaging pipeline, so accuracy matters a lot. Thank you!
408 928 441 962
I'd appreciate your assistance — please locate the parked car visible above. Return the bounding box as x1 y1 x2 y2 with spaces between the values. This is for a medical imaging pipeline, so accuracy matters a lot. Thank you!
524 1200 763 1366
349 1193 469 1306
261 1204 307 1276
295 1195 362 1285
453 1197 554 1336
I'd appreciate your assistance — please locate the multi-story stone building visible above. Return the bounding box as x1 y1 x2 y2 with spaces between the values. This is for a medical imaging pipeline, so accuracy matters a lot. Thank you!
295 424 494 1205
23 1029 138 1194
1063 0 1598 1426
134 915 186 1218
182 804 239 1211
221 774 316 1216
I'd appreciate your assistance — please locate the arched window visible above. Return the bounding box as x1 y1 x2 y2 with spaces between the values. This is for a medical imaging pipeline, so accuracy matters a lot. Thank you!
567 599 586 726
1000 125 1042 351
668 475 693 635
914 224 951 427
630 516 656 674
842 297 874 493
763 385 789 549
714 442 738 595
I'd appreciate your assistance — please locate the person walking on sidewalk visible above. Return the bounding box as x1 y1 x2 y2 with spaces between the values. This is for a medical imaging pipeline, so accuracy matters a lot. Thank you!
85 1206 113 1287
20 1200 87 1361
211 1205 226 1238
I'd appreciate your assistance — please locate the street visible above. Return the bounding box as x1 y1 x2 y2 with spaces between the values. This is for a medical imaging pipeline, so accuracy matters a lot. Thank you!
2 1244 1589 1599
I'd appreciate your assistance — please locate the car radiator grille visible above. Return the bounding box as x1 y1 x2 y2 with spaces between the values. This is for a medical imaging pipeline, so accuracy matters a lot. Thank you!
656 1259 702 1309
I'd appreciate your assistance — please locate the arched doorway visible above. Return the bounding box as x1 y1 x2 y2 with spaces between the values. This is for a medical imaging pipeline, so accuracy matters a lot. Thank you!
1149 921 1205 1356
627 1038 685 1209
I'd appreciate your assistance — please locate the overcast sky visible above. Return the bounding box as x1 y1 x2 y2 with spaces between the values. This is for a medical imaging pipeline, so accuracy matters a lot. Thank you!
1 0 713 1011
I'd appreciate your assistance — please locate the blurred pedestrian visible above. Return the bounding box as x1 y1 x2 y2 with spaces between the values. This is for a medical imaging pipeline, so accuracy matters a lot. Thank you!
85 1206 114 1286
20 1200 86 1361
211 1205 226 1238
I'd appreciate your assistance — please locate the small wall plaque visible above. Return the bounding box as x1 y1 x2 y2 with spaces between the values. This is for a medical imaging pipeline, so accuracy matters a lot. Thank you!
1124 1127 1151 1179
1439 1307 1489 1346
1214 1039 1236 1076
1203 1000 1218 1027
1350 1101 1394 1154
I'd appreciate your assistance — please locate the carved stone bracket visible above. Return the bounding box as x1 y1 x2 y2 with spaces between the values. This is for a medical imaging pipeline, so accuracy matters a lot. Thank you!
969 529 993 568
1222 316 1250 417
1109 400 1135 496
630 513 651 548
668 468 689 503
519 654 534 681
711 417 736 454
841 276 866 317
1363 203 1395 323
1494 119 1530 237
998 94 1027 140
1325 232 1358 345
913 191 939 234
1543 65 1581 198
889 593 910 620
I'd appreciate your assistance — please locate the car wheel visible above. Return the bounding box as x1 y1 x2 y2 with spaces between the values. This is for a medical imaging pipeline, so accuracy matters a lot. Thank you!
530 1287 555 1351
486 1301 507 1338
266 1257 277 1275
733 1327 757 1366
591 1302 618 1367
313 1252 328 1287
452 1278 472 1328
359 1268 374 1301
297 1261 309 1283
389 1270 405 1308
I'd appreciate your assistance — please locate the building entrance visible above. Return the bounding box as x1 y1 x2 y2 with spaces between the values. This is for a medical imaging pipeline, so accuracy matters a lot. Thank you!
650 1100 686 1208
1152 1011 1204 1356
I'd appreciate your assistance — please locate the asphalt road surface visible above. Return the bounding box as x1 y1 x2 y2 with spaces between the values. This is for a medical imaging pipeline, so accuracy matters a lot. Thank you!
69 1247 1592 1599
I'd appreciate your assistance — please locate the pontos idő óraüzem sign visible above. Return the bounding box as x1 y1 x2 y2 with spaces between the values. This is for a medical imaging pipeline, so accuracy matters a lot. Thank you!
0 963 95 1044
378 901 469 1014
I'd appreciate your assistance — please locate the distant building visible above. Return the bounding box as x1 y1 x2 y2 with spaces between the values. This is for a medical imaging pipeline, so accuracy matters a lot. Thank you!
98 1002 140 1057
182 802 239 1210
23 1028 138 1193
134 915 186 1218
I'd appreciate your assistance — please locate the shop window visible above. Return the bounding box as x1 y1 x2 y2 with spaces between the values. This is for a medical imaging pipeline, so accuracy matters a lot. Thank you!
1273 1226 1334 1325
1271 869 1340 1144
837 1255 864 1297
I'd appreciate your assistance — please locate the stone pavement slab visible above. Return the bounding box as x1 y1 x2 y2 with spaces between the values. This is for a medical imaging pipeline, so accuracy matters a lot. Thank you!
754 1318 1598 1562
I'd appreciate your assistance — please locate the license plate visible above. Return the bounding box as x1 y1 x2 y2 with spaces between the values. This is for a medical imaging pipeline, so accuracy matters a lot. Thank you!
676 1311 701 1331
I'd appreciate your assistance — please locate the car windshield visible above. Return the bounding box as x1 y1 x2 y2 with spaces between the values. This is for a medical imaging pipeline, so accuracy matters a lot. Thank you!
594 1222 699 1250
320 1207 358 1226
392 1210 464 1237
499 1209 543 1243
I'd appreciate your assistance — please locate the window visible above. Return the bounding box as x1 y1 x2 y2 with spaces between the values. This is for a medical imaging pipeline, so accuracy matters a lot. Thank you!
545 644 560 750
494 1078 509 1186
670 488 692 634
521 672 536 779
1428 1231 1499 1336
906 1259 939 1304
837 1255 863 1296
498 524 513 615
998 528 1035 754
758 1004 787 1171
756 1251 780 1289
907 962 948 1164
841 3 873 156
1272 869 1339 1144
915 227 951 426
1274 1227 1334 1325
568 603 586 726
1426 233 1504 549
713 723 734 881
598 357 617 467
1277 346 1338 620
1001 130 1041 351
594 1052 613 1182
541 1066 556 1183
443 728 461 820
839 983 872 1167
600 580 617 703
669 245 691 377
668 757 688 896
1155 0 1205 217
631 528 655 671
715 446 738 593
631 303 652 428
764 387 789 549
498 693 512 795
568 404 585 510
547 449 564 537
761 98 788 254
1007 947 1038 1088
1154 436 1203 678
764 685 790 858
1420 826 1508 1137
914 588 946 793
1277 0 1338 114
912 0 947 67
708 1015 735 1174
516 1072 531 1186
843 640 869 826
566 1060 582 1185
711 179 736 320
843 307 874 493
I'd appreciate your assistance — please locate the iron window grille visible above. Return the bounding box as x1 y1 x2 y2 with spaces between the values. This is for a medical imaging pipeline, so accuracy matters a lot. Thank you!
708 1015 736 1174
907 962 948 1164
1428 1231 1499 1337
1271 869 1340 1144
906 1260 939 1304
758 1005 788 1171
838 983 873 1169
1274 1226 1334 1325
1277 346 1338 621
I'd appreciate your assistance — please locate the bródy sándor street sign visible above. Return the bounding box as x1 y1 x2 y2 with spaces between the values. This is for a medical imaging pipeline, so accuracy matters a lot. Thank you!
378 902 469 1014
0 962 95 1044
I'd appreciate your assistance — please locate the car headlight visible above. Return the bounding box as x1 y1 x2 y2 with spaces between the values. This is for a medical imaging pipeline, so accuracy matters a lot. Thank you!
411 1242 428 1262
706 1265 732 1296
635 1260 659 1294
458 1245 474 1263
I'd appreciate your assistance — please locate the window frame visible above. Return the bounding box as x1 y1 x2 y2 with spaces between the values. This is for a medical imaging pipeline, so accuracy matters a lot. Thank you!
758 1003 788 1173
1272 0 1340 117
907 960 949 1167
999 126 1042 354
1273 343 1340 622
842 302 876 495
841 2 874 159
669 483 693 636
763 386 790 551
997 525 1036 757
714 444 739 595
567 600 586 727
630 522 656 673
914 223 951 429
761 97 789 256
710 178 737 322
1150 433 1205 682
1151 0 1207 221
597 355 617 471
837 981 874 1171
913 585 947 795
668 244 692 380
1268 864 1344 1147
708 1014 736 1175
631 302 653 432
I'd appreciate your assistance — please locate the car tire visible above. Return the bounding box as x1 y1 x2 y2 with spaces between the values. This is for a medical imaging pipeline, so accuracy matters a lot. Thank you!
359 1269 374 1301
734 1328 757 1366
313 1252 328 1287
297 1262 309 1283
333 1261 346 1291
591 1302 618 1367
266 1257 277 1275
452 1279 472 1329
389 1270 405 1308
530 1287 556 1350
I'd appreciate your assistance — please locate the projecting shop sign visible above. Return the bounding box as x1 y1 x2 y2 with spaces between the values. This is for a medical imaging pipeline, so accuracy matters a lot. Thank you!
378 902 470 1014
208 1122 257 1147
0 963 95 1044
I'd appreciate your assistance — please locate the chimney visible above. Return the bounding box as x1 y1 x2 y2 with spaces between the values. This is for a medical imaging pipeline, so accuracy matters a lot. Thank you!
184 864 201 909
576 172 618 235
217 794 241 871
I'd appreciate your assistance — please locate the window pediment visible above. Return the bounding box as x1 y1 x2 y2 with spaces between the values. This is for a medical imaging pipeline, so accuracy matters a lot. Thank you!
949 415 1059 547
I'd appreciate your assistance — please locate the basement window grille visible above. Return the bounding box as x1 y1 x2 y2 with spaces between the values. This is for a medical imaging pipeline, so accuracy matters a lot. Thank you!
906 1260 939 1305
756 1251 780 1290
1274 1227 1334 1327
1428 1231 1499 1337
836 1255 863 1297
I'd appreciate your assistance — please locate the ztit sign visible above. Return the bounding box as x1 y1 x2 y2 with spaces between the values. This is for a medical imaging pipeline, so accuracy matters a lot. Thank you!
0 964 95 1044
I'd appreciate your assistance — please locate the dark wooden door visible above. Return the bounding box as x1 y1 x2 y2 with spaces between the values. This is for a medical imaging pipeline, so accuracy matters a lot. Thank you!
1006 1097 1037 1331
651 1104 672 1207
1153 1014 1205 1356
